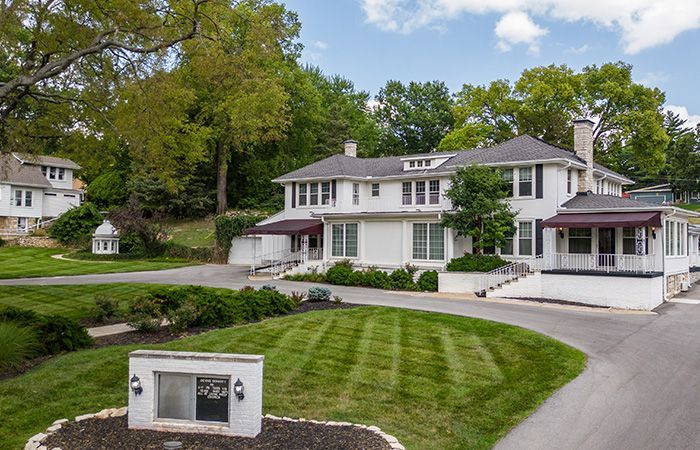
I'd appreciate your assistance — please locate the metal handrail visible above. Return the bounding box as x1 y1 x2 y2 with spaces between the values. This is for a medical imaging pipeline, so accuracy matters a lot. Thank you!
477 255 543 295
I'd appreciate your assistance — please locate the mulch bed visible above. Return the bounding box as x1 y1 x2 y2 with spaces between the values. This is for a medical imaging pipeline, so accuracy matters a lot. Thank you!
44 415 391 450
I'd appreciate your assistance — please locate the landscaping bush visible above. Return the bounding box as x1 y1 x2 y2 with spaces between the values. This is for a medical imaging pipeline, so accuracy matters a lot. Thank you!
214 214 267 256
359 267 392 289
34 316 93 354
308 287 332 302
125 285 297 331
417 270 439 292
283 272 326 283
0 306 93 357
290 291 306 306
164 243 216 263
389 268 417 291
446 254 509 272
261 284 277 291
91 294 120 322
0 322 38 372
48 202 103 245
325 262 356 286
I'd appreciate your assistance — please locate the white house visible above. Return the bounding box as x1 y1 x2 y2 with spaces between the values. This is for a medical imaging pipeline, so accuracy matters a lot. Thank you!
0 152 83 233
234 120 699 309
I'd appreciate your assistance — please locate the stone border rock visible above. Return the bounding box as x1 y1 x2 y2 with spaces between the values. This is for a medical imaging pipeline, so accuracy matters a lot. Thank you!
26 407 405 450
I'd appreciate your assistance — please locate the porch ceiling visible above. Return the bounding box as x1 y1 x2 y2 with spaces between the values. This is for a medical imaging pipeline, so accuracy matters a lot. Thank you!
243 219 323 236
541 211 662 229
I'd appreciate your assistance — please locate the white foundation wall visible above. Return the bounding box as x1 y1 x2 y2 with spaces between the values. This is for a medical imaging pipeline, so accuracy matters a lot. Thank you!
539 273 663 310
229 236 262 265
128 350 263 438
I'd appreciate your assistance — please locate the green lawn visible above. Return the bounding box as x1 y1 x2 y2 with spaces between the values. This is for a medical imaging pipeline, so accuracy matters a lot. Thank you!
678 203 700 212
164 217 215 247
0 307 585 449
0 247 194 279
0 284 163 320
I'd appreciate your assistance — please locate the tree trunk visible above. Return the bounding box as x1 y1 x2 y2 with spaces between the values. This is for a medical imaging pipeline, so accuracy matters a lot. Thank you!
216 137 228 215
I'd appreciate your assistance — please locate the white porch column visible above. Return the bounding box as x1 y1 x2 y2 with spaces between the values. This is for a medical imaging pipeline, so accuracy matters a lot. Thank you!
446 227 455 262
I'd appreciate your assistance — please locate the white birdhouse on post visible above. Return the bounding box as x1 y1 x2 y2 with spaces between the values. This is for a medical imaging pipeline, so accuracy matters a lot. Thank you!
92 220 120 254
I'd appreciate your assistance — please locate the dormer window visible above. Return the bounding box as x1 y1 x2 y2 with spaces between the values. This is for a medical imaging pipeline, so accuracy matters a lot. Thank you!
49 167 56 180
58 168 65 180
425 160 431 167
409 161 416 168
417 160 423 168
41 166 47 176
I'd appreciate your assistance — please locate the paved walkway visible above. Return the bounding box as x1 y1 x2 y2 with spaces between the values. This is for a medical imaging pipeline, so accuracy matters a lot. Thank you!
3 266 700 449
88 322 133 337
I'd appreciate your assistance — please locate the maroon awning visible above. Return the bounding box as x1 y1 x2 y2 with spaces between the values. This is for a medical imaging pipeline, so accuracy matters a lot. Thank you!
243 219 323 236
541 211 662 229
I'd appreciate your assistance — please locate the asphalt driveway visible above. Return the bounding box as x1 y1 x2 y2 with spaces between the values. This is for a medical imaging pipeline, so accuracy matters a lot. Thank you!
2 265 700 449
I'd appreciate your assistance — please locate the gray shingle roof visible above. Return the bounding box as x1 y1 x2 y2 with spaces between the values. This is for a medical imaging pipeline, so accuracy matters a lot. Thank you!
275 135 632 182
562 192 659 209
0 154 53 188
12 152 81 170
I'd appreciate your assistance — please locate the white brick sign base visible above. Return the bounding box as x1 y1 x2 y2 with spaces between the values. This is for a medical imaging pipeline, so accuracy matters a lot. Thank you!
27 407 406 450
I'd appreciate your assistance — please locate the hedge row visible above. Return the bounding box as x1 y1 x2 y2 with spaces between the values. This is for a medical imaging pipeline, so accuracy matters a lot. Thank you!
285 261 438 292
445 254 509 272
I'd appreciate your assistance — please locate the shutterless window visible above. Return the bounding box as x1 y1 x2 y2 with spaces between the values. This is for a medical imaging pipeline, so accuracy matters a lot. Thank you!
58 168 65 180
569 228 592 254
49 167 56 180
501 233 514 255
24 191 32 207
415 181 426 205
518 221 533 256
412 223 444 260
429 180 440 204
331 223 358 258
321 182 330 205
502 169 514 197
14 190 22 206
402 182 412 205
352 183 360 205
518 167 532 197
417 160 423 168
309 183 318 205
409 161 416 168
425 159 431 167
41 166 47 176
567 169 572 195
371 183 380 197
298 183 307 206
623 227 636 254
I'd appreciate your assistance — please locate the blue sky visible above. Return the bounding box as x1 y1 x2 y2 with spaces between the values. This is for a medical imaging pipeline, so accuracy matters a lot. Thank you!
282 0 700 127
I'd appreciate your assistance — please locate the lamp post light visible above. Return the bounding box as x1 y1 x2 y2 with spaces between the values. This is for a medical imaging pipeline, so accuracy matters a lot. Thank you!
234 378 244 401
130 374 143 395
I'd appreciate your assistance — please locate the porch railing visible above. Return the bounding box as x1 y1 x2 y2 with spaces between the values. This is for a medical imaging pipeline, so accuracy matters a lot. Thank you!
543 253 656 274
477 255 542 296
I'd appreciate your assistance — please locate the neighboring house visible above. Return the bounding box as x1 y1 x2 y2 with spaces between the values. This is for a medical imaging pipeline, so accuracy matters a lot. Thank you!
234 119 699 310
627 183 700 205
0 153 83 233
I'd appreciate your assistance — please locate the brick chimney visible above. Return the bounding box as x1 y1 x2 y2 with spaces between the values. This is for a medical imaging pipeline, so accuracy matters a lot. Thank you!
573 119 594 192
343 140 357 157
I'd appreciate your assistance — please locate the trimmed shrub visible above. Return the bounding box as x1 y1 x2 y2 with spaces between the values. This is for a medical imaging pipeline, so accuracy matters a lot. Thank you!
446 254 509 272
389 268 416 291
417 270 439 292
34 316 93 354
48 203 103 245
0 322 39 371
325 263 355 286
167 302 199 332
0 306 40 325
91 294 119 322
283 273 326 283
214 214 267 255
308 287 332 302
359 267 392 289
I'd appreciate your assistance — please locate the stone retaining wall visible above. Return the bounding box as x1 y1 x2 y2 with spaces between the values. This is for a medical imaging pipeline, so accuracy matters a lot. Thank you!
2 236 61 248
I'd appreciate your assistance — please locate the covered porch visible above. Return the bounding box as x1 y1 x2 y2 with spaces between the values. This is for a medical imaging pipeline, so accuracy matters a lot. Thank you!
242 219 324 275
541 211 662 275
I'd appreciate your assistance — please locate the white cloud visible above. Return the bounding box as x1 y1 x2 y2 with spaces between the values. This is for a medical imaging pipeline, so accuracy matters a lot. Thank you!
637 71 670 88
566 44 589 54
360 0 700 54
312 40 328 50
666 105 700 129
494 11 547 55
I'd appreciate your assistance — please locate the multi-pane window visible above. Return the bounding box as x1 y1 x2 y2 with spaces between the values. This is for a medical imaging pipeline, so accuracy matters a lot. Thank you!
352 183 360 205
569 228 592 254
14 190 22 206
429 180 440 204
623 227 648 255
49 167 56 180
518 167 533 197
41 166 47 176
298 184 307 206
13 190 32 207
502 169 514 197
417 160 424 168
409 161 416 168
415 181 426 205
24 191 32 207
402 182 412 205
331 223 358 257
518 221 533 255
371 183 380 197
501 234 514 255
321 182 331 205
567 169 572 195
425 160 431 167
309 183 318 206
58 168 65 180
412 223 444 260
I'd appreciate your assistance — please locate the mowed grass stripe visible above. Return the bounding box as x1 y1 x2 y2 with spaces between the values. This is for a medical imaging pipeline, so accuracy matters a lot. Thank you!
0 247 192 279
0 307 585 450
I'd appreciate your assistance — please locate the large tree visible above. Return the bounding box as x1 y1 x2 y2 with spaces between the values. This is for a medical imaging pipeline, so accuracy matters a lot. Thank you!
440 62 669 177
442 165 517 254
373 80 453 156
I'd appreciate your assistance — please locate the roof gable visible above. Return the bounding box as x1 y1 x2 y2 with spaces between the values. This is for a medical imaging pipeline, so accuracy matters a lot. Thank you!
12 152 81 170
0 154 53 188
